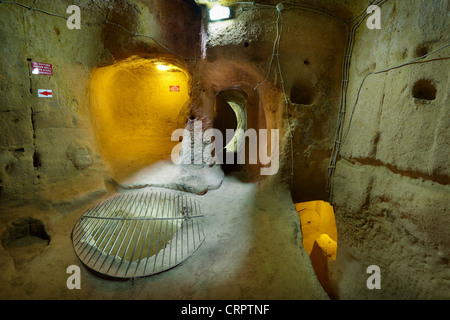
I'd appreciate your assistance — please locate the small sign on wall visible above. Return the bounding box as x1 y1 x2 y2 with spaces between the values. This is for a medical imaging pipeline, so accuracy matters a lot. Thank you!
31 61 53 76
170 85 180 92
38 89 53 98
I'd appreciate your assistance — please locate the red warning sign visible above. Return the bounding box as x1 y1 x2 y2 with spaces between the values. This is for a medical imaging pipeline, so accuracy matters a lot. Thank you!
170 85 180 92
31 61 53 76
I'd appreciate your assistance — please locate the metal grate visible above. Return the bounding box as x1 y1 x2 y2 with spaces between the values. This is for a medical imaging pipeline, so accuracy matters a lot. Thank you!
71 190 205 279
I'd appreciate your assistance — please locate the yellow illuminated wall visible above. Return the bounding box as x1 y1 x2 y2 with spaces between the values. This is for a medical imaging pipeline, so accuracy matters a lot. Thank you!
295 201 337 256
295 200 337 298
89 56 190 180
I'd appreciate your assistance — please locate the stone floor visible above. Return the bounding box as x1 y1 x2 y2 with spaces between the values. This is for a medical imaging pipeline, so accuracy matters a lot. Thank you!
0 164 327 300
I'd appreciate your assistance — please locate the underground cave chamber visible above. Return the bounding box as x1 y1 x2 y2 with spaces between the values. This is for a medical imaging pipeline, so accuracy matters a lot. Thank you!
0 0 449 300
89 56 191 181
85 57 336 282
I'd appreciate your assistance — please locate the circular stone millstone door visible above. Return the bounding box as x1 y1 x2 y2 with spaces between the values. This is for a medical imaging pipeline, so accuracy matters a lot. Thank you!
71 190 206 279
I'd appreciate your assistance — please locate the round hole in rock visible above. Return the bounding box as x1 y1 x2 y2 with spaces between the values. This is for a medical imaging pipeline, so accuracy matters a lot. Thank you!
290 83 315 105
415 43 430 58
1 217 50 265
412 79 436 101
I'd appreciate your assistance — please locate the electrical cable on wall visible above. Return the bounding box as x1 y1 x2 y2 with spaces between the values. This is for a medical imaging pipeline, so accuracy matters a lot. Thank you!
326 21 449 202
341 43 450 147
6 0 445 201
0 0 361 192
275 5 296 190
234 1 351 191
326 0 388 203
0 0 347 192
229 1 394 193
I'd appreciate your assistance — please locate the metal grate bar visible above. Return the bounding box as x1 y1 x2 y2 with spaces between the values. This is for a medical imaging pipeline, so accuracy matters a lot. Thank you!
73 195 116 245
76 194 126 259
72 190 206 279
116 192 148 276
133 191 159 275
87 197 129 267
97 193 139 271
124 192 152 277
143 191 163 275
151 191 168 274
104 193 142 274
160 193 171 271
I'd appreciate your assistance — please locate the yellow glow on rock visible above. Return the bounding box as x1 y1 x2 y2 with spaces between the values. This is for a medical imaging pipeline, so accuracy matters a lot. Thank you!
295 200 338 298
295 201 337 256
313 233 337 259
157 64 170 71
89 56 190 180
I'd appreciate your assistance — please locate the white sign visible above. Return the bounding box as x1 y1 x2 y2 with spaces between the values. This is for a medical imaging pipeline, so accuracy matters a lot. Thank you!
38 89 53 98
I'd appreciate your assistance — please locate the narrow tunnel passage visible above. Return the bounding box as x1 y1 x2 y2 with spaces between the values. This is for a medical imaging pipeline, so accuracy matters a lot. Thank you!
212 87 265 180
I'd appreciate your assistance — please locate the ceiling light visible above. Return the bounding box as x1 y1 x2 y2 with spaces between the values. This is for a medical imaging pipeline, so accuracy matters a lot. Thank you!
209 4 231 21
157 64 170 71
